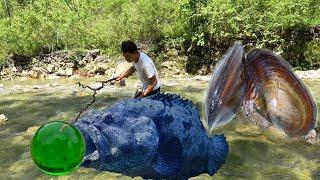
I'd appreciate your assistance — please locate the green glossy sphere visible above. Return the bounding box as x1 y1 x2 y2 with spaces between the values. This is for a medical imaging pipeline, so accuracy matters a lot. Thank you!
30 121 85 176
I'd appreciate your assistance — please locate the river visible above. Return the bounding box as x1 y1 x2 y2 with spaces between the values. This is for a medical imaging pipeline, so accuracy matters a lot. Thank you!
0 77 319 179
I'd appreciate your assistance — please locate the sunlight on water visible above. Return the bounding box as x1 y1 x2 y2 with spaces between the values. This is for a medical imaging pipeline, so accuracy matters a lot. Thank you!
0 77 319 179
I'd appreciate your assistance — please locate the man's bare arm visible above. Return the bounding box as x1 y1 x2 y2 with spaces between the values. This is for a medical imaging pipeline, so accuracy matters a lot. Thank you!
142 75 157 96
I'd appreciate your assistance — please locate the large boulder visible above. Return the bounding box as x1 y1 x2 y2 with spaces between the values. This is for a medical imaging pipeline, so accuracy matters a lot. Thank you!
46 64 56 73
65 68 74 76
95 55 109 63
83 49 101 62
57 68 66 76
29 67 45 79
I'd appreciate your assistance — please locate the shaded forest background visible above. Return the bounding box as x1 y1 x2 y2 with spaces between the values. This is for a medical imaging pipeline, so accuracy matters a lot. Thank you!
0 0 319 74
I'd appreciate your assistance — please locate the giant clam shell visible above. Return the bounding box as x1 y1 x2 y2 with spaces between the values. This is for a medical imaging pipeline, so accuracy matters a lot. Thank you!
243 49 317 137
205 42 246 131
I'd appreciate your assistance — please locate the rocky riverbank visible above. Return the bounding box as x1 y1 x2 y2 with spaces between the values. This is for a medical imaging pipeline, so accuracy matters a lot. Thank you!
0 49 187 81
1 48 320 81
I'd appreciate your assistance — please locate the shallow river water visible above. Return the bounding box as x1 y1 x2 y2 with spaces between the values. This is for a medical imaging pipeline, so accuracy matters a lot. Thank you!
0 77 319 180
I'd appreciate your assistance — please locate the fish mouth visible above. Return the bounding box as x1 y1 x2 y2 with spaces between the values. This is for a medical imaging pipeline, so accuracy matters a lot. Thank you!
75 123 112 157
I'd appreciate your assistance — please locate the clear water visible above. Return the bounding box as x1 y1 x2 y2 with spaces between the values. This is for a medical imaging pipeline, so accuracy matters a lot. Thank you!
0 77 319 180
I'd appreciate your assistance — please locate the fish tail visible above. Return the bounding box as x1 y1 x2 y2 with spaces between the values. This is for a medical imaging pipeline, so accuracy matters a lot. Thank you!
207 134 229 176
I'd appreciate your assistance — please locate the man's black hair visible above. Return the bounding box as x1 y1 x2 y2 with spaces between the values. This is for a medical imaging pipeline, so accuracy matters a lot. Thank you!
121 40 138 53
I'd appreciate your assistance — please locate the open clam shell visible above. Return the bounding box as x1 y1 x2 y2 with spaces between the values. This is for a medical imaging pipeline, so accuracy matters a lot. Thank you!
243 49 317 137
205 42 246 131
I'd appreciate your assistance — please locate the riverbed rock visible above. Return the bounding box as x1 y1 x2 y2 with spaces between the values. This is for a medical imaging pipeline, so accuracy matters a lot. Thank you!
95 55 108 62
46 64 56 73
65 67 74 76
21 70 29 77
0 114 8 125
28 68 44 79
11 67 18 73
39 74 47 79
1 68 10 76
48 74 60 80
57 68 66 76
295 69 320 79
83 49 101 62
65 63 75 68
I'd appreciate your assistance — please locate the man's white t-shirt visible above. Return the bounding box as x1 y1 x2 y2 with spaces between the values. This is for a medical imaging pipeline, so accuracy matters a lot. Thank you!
132 52 161 90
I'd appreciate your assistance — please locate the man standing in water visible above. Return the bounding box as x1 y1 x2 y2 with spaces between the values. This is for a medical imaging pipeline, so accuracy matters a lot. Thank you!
116 40 161 98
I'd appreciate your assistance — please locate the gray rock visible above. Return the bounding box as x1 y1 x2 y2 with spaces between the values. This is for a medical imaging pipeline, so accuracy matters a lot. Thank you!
57 68 66 76
95 62 109 73
46 64 56 73
29 67 45 79
21 70 29 77
39 74 46 79
87 49 100 56
65 68 74 76
65 63 75 68
95 55 108 62
82 49 101 63
11 67 18 72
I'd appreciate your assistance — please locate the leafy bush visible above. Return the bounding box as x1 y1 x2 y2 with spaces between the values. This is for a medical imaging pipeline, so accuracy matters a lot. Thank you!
180 0 320 73
0 0 319 72
304 39 320 69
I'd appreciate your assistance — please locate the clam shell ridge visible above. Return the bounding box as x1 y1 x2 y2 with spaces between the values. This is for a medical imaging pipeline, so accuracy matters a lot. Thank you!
205 42 246 132
243 49 317 137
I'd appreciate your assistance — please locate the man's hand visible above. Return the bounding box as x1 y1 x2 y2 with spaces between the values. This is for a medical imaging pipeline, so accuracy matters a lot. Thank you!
116 75 124 81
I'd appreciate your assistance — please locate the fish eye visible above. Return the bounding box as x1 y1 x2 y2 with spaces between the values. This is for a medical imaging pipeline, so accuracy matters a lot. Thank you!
104 114 113 123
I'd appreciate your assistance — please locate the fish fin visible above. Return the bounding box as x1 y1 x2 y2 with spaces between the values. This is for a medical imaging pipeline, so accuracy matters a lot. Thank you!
147 92 194 110
152 136 183 176
208 134 229 176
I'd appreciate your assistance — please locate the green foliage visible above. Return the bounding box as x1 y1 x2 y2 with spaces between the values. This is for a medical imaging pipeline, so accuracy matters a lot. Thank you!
0 0 319 72
180 0 320 73
305 39 320 69
0 0 183 61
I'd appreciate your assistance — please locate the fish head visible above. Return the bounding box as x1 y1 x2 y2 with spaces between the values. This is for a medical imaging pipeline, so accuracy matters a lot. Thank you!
80 110 159 172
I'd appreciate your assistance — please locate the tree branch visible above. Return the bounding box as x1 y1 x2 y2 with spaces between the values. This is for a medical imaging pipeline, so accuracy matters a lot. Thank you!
72 78 116 123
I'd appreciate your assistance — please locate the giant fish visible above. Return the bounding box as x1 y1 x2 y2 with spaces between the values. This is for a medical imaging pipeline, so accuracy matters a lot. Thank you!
74 93 229 179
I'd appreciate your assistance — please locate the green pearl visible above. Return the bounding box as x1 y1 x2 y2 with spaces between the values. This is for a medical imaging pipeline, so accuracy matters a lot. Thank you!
30 121 85 176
